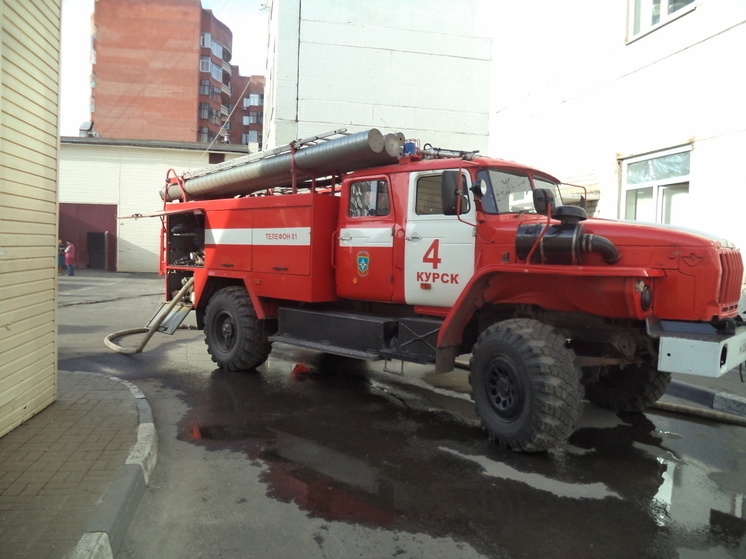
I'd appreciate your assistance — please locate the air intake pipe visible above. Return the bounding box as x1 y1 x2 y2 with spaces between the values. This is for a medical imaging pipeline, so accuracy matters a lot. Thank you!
515 208 621 265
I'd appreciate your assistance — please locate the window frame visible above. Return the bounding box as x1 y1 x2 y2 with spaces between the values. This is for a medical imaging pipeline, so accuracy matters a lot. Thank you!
627 0 697 42
621 145 692 224
415 172 470 216
347 178 391 218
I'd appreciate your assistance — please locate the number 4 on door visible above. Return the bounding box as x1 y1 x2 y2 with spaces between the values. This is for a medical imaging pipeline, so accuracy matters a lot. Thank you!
423 239 442 269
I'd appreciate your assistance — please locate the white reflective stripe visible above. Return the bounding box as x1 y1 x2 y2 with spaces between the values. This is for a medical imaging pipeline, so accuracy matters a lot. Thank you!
339 227 394 248
253 227 310 246
205 227 311 246
205 228 252 245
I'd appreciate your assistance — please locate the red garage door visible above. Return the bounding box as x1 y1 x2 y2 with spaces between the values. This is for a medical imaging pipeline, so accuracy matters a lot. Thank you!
59 203 118 271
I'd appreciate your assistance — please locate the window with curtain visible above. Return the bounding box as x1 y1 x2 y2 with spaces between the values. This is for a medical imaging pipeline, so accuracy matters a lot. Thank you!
622 146 691 226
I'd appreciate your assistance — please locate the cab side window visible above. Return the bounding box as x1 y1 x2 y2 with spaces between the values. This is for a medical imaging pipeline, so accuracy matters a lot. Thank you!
348 179 390 217
415 173 470 215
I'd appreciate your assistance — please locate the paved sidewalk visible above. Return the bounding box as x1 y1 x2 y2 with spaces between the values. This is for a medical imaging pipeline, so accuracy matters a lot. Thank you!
0 371 156 559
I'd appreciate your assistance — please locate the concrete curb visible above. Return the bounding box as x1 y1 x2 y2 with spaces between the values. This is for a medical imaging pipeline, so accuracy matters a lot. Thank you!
66 373 157 559
666 379 746 418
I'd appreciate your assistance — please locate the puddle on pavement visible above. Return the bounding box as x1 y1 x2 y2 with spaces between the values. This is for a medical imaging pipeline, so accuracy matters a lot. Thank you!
178 364 746 559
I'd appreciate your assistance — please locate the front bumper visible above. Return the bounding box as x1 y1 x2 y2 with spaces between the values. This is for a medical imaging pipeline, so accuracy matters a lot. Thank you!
648 319 746 378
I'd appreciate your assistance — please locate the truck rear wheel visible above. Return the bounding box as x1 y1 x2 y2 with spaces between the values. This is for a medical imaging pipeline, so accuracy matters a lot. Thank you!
204 286 271 371
584 363 670 412
469 319 583 452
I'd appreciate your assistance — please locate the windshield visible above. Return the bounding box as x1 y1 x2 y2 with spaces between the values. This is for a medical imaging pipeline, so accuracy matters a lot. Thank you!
477 169 563 214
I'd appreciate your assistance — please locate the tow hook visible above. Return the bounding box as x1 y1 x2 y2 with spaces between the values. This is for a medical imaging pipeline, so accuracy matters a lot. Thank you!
711 317 737 336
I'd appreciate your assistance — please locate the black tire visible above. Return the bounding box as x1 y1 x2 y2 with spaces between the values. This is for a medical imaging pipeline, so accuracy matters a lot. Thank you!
584 363 671 412
469 319 583 452
204 286 271 371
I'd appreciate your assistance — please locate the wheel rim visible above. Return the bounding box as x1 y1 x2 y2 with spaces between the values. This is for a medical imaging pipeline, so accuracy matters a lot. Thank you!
214 310 236 352
484 356 524 420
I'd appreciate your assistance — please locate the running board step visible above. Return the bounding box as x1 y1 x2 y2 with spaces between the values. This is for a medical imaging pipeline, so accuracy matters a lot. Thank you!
269 308 442 364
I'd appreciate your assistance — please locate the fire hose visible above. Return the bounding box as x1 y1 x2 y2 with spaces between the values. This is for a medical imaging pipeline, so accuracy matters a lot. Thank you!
104 277 195 354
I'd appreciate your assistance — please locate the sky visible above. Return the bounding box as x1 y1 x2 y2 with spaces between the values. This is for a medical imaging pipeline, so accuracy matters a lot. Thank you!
59 0 269 136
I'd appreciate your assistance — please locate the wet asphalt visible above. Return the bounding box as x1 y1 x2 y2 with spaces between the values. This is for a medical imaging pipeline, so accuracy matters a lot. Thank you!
58 271 746 559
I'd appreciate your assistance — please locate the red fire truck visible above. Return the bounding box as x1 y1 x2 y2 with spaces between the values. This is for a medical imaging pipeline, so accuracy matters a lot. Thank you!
155 128 746 452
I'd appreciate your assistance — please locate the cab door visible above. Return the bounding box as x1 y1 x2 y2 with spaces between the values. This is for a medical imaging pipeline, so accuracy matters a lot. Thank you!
404 170 476 307
335 176 396 301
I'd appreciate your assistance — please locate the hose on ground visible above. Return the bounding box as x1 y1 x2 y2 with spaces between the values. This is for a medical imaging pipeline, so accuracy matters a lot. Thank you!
104 277 195 354
650 400 746 427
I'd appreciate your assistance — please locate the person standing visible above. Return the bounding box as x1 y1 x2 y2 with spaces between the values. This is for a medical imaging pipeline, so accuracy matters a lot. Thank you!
57 239 65 275
64 241 76 276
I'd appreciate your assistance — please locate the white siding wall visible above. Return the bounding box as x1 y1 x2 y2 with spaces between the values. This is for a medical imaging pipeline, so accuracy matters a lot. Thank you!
265 0 492 152
0 0 61 437
59 144 243 272
488 1 746 256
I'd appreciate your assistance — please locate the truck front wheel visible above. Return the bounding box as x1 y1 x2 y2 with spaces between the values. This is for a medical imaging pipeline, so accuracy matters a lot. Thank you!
584 362 670 412
469 319 583 452
204 286 271 371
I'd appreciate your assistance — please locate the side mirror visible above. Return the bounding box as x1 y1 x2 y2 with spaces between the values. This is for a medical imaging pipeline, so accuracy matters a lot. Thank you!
533 188 555 216
441 171 463 215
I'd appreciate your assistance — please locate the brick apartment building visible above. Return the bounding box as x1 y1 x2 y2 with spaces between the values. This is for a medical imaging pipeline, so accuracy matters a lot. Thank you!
90 0 263 148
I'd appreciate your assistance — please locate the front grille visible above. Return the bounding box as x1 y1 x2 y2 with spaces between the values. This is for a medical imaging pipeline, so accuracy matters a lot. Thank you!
718 249 744 313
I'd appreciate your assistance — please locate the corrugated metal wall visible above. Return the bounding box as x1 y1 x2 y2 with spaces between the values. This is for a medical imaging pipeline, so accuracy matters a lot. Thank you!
0 0 61 437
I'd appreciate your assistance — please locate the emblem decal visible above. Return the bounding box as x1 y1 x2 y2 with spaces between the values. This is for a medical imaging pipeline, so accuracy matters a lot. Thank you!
681 252 703 267
357 251 370 277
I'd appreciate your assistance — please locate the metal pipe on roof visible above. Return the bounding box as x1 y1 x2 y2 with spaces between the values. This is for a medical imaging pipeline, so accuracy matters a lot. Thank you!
161 128 402 201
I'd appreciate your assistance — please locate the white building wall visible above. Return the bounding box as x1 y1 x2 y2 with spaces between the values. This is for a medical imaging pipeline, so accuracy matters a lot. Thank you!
265 0 492 152
59 143 243 272
488 1 746 256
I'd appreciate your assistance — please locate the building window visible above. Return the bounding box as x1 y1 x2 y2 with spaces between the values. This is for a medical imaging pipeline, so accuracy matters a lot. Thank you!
622 146 691 226
198 127 211 143
249 93 264 106
199 56 211 73
199 103 210 120
199 79 210 96
200 32 211 48
211 62 223 82
628 0 696 39
211 40 223 60
242 112 263 125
